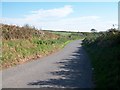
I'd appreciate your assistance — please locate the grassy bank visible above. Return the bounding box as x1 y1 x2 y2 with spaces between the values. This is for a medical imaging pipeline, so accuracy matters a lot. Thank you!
82 29 120 88
2 38 72 68
1 24 83 69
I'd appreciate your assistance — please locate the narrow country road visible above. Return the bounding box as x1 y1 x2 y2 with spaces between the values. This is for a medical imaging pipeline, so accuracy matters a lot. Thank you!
2 40 94 88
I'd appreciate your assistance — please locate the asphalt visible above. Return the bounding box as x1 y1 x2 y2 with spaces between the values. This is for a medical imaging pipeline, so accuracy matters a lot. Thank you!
2 40 94 88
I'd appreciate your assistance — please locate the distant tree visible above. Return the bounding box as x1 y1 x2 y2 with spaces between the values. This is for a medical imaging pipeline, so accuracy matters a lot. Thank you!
112 24 120 30
23 24 30 28
91 29 97 37
91 29 97 32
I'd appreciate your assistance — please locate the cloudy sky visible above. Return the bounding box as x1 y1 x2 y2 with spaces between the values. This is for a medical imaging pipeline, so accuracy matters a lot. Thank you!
2 1 118 32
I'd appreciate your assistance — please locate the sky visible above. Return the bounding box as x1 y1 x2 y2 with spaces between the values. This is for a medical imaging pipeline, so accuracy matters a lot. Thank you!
1 0 119 2
1 2 118 32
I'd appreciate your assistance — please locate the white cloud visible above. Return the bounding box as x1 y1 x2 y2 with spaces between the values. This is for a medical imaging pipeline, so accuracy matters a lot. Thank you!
2 16 117 32
24 5 73 21
1 5 117 32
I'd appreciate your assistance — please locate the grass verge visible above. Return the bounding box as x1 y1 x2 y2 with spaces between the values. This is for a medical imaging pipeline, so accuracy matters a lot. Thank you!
2 38 75 69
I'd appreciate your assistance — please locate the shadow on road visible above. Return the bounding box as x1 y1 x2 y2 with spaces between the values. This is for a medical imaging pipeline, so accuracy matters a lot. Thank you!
27 45 94 88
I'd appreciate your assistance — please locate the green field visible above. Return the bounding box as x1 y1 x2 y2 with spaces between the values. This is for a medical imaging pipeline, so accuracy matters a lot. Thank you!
50 31 72 36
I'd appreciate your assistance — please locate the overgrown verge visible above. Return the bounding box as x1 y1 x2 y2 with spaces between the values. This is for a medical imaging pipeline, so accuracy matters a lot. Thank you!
2 38 72 68
1 24 83 69
82 29 120 88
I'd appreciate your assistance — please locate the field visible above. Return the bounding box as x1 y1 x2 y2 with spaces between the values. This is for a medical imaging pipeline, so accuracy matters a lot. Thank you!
48 31 72 36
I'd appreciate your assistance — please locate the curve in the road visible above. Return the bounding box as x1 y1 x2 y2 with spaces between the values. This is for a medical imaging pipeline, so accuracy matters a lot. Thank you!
2 40 94 88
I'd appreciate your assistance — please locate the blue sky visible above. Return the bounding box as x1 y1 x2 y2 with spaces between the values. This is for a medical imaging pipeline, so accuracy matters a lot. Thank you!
2 2 118 32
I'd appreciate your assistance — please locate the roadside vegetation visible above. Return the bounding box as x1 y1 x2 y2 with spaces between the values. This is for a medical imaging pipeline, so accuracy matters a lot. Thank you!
82 28 120 88
2 23 119 88
1 24 84 69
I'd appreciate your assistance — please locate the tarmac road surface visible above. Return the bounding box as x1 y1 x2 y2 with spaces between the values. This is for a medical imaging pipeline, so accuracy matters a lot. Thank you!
2 40 94 88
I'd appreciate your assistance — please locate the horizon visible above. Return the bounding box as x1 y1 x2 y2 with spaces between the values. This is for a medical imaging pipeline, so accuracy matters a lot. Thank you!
2 2 118 32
